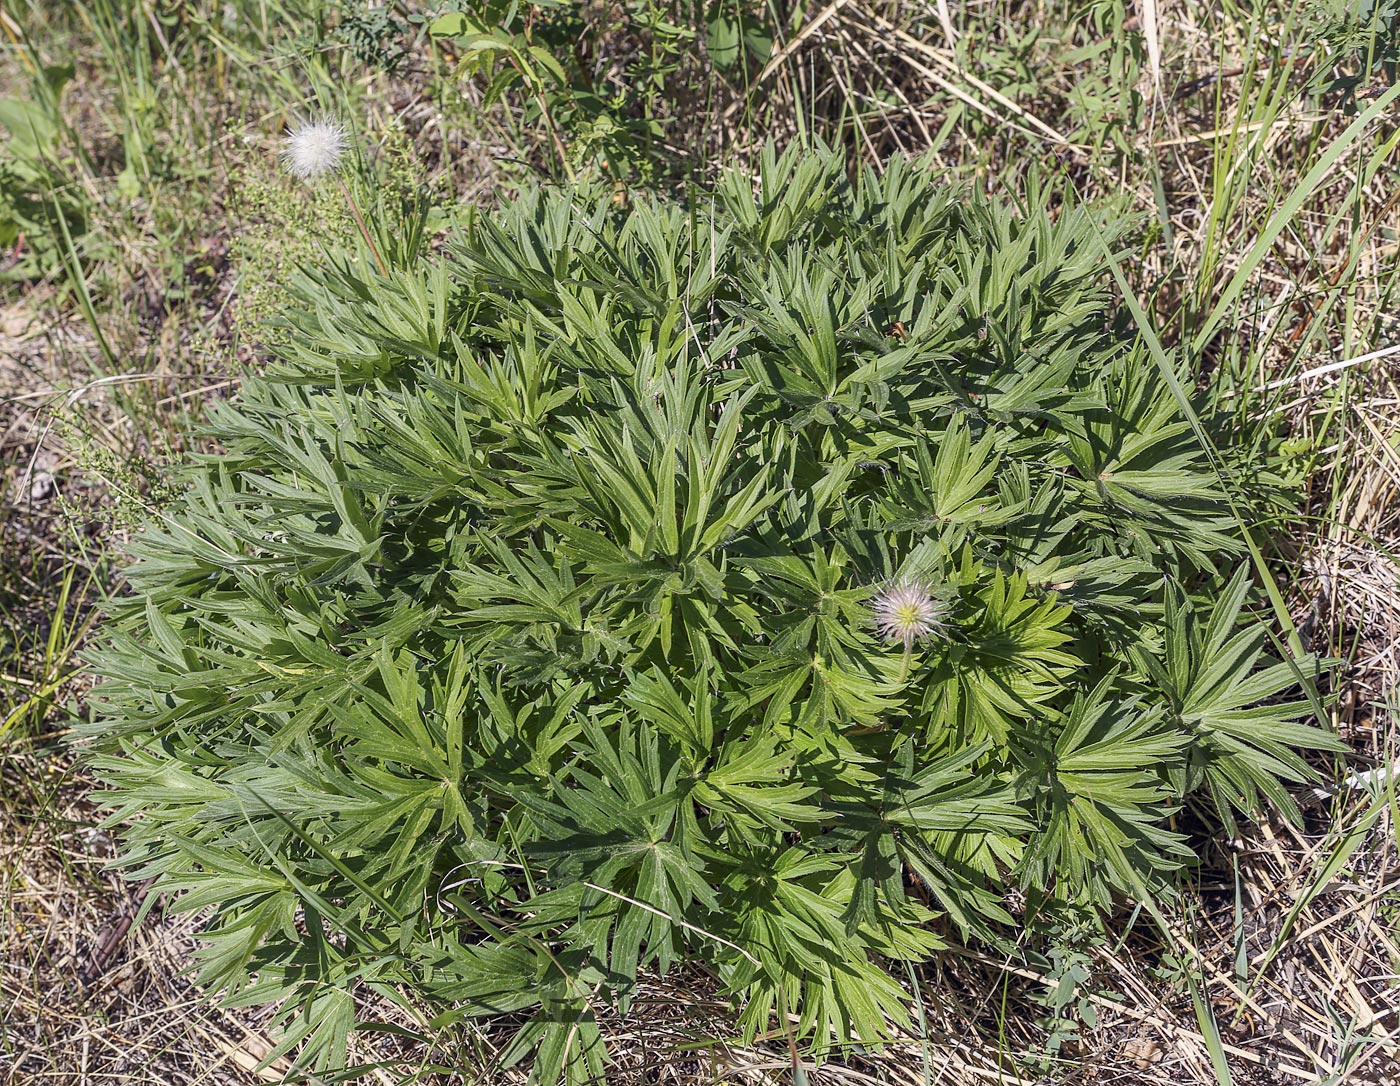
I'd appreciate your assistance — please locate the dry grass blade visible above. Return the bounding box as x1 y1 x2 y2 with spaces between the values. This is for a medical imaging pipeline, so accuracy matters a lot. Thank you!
858 6 1080 148
1140 0 1163 95
721 0 854 120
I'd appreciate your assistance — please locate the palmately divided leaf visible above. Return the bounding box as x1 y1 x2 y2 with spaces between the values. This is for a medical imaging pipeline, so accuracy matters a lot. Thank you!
81 147 1337 1075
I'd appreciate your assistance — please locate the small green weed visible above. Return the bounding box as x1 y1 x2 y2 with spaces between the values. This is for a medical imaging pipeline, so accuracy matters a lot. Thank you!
0 63 87 282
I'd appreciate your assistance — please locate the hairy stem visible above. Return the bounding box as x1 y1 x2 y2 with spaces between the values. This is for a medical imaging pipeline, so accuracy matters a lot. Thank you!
334 173 389 277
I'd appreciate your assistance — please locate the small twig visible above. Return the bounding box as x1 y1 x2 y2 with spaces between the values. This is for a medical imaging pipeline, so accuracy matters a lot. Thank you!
1175 65 1252 100
79 877 156 987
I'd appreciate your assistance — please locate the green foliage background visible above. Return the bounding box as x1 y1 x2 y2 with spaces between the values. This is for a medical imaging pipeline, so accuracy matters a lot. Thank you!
84 148 1342 1080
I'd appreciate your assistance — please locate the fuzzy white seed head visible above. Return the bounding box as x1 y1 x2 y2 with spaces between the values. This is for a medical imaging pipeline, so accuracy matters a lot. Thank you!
871 580 947 650
280 118 348 180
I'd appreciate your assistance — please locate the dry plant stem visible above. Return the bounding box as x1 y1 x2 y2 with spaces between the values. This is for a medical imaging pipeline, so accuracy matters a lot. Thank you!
332 173 389 278
79 876 156 984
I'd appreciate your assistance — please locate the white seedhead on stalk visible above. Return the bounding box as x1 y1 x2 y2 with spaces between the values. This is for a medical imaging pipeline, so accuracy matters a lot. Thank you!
277 115 388 277
280 117 349 180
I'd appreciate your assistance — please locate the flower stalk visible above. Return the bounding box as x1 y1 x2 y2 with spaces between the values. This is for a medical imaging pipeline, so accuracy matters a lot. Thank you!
280 116 389 277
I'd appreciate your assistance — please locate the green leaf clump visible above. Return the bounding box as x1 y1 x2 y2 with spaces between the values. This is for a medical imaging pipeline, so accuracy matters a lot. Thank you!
83 147 1341 1080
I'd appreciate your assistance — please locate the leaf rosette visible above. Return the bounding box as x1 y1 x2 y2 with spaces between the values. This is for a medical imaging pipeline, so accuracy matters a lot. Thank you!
83 148 1340 1079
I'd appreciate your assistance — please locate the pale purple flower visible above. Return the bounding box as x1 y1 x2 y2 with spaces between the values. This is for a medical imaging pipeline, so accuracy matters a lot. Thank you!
871 580 947 650
280 117 348 180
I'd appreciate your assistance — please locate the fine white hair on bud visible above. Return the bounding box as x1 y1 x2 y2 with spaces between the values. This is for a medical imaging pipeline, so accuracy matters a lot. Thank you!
280 117 349 180
871 580 947 650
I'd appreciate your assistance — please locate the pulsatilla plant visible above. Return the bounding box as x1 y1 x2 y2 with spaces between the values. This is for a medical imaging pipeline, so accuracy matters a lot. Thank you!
85 148 1340 1080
